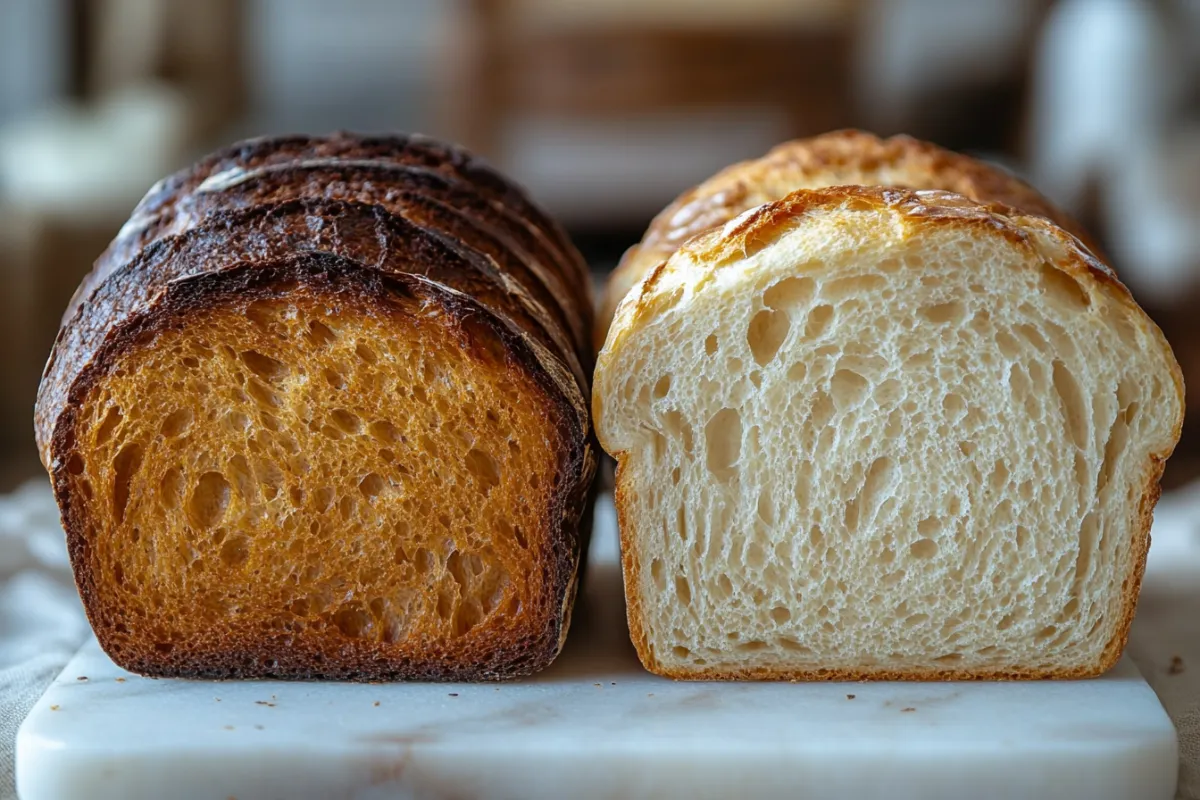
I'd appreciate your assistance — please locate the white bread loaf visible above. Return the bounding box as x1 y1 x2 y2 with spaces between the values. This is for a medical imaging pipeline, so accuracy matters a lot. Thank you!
594 186 1183 680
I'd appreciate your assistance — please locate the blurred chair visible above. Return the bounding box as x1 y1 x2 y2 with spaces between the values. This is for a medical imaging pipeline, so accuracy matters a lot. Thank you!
439 0 861 227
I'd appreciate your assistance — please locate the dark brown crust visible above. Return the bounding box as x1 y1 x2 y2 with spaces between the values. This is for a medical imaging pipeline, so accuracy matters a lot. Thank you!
600 184 1184 681
598 129 1101 350
36 198 588 467
91 133 592 325
52 253 595 681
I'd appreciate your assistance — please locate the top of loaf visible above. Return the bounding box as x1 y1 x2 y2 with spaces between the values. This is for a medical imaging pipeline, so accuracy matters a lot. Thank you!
641 130 1093 256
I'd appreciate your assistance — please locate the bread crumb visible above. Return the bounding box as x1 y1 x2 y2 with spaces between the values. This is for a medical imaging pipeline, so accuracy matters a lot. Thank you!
255 701 275 707
115 678 126 683
448 693 459 697
50 705 60 711
373 701 380 707
223 725 234 730
647 693 654 697
1169 656 1186 675
594 683 602 688
77 676 88 681
846 694 856 700
901 707 916 713
254 725 264 731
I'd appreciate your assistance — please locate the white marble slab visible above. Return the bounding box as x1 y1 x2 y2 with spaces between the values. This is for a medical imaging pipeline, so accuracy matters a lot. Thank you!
17 497 1179 800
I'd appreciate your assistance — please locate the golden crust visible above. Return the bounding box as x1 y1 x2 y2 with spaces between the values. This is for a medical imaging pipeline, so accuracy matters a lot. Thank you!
599 185 1183 681
598 130 1098 350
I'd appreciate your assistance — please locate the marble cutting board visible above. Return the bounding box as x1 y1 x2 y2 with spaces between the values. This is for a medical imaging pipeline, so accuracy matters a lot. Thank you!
17 497 1179 800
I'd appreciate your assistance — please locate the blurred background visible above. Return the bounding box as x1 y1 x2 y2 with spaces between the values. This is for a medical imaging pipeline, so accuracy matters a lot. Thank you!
0 0 1198 488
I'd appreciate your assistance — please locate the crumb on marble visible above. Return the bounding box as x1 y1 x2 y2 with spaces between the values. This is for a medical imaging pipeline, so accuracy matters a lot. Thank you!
77 676 87 681
223 725 234 731
115 678 126 683
255 701 276 707
1169 656 1186 675
611 682 616 686
901 708 916 713
847 694 856 700
448 693 459 697
374 701 380 707
647 693 654 698
50 705 60 711
254 725 264 731
593 683 602 688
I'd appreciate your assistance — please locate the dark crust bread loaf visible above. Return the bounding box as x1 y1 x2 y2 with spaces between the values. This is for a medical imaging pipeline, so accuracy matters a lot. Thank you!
598 130 1099 350
37 134 596 681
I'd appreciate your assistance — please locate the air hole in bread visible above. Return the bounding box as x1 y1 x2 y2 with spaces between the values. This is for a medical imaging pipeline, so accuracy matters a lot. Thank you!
805 304 834 338
160 408 193 438
306 321 338 347
188 471 230 529
748 308 790 366
704 408 742 479
653 375 672 399
830 369 869 411
920 301 966 325
704 334 719 355
96 406 123 446
111 443 143 524
1040 263 1090 311
240 350 288 383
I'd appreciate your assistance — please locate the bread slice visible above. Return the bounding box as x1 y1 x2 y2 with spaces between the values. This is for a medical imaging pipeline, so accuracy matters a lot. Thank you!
594 186 1182 680
38 135 595 681
598 130 1096 349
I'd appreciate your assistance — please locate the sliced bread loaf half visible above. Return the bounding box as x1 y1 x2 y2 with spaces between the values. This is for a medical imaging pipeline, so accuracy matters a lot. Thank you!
597 130 1094 349
37 135 595 681
594 186 1182 680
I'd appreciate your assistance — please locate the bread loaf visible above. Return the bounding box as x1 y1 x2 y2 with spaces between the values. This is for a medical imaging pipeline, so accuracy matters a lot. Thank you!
594 185 1182 680
597 130 1096 349
36 134 596 680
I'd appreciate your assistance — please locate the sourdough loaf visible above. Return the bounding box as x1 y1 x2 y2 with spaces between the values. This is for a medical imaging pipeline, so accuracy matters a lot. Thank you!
37 134 596 680
597 130 1096 349
594 186 1182 680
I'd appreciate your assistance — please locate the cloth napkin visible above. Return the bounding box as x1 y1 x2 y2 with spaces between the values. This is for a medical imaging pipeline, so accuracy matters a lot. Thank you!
0 479 1198 800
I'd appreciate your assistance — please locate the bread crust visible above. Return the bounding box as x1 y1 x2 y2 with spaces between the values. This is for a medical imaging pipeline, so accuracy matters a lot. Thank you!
52 253 595 681
102 133 592 309
73 158 591 362
599 185 1183 681
598 130 1099 350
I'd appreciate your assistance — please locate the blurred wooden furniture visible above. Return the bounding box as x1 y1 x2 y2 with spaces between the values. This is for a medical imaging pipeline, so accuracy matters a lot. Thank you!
440 0 861 224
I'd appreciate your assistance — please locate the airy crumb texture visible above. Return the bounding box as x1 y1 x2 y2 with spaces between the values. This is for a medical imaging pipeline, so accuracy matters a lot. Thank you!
597 129 1094 348
39 134 595 681
594 187 1183 680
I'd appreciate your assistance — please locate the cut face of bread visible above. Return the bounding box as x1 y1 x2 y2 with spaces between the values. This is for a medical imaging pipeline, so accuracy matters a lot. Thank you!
39 134 595 681
594 187 1182 680
55 259 587 679
598 130 1094 348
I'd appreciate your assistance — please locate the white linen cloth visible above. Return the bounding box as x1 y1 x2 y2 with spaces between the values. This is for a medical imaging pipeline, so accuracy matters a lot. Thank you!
0 478 1197 799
